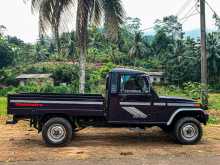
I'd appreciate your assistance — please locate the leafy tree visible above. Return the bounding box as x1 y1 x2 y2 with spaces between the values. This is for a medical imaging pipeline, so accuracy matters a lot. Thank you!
0 37 14 69
207 32 220 84
154 15 184 40
163 37 200 86
129 32 147 65
151 29 172 57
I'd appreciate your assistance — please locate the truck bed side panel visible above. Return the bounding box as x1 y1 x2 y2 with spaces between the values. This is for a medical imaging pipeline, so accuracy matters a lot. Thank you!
8 93 105 117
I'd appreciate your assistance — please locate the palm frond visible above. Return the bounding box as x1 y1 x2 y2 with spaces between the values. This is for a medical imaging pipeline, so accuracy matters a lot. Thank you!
102 0 125 41
31 0 44 13
90 0 102 26
38 0 74 36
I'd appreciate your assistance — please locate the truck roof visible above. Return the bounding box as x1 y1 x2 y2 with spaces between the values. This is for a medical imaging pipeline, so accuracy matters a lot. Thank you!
111 68 146 75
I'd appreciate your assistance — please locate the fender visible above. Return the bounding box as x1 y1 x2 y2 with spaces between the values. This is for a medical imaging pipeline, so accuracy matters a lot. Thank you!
167 108 206 126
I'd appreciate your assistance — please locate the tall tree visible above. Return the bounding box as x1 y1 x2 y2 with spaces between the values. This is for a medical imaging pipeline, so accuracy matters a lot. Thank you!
129 32 146 65
0 37 13 69
207 32 220 83
31 0 125 93
154 15 184 40
32 0 73 54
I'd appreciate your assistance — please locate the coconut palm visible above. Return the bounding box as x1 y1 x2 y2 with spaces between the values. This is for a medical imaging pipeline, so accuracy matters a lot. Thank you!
129 32 147 66
32 0 73 53
31 0 125 93
207 32 220 83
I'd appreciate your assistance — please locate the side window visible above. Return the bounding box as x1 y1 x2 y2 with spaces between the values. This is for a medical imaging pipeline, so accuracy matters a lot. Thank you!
120 75 149 94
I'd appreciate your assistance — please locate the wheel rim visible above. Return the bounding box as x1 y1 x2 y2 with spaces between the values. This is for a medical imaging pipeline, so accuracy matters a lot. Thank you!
47 124 66 143
180 123 199 141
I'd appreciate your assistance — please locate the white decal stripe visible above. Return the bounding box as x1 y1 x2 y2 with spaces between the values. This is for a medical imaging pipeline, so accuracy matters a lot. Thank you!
10 100 103 105
154 103 166 106
123 108 141 118
125 107 144 118
167 103 196 107
122 107 148 119
127 107 148 118
120 102 151 106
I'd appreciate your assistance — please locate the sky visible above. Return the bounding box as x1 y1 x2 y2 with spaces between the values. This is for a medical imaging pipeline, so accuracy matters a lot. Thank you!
0 0 220 43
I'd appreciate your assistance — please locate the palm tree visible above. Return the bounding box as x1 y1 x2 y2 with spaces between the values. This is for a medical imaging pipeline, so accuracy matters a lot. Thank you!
129 32 146 66
32 0 73 54
207 32 220 83
31 0 125 93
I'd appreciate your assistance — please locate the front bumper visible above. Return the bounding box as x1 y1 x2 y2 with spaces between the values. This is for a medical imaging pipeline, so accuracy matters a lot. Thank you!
203 111 209 125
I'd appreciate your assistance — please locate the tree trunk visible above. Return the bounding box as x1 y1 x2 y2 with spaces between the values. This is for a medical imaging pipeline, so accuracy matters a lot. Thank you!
76 0 90 94
79 47 86 93
54 26 61 54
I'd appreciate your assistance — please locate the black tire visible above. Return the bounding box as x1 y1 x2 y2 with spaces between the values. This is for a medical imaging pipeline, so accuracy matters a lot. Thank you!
42 117 73 147
173 117 203 145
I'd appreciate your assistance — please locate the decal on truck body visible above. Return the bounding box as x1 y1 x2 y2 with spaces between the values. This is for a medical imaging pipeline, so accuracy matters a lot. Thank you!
122 107 148 119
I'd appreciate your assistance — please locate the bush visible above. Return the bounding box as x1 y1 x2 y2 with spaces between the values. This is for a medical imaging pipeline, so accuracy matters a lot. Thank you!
183 82 201 99
86 62 116 93
52 65 79 85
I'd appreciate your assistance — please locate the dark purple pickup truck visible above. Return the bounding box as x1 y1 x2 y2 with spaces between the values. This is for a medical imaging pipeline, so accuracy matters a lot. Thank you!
7 68 209 146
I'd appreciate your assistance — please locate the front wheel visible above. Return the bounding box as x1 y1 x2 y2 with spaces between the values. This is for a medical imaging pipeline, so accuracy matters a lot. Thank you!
42 117 73 147
173 117 203 145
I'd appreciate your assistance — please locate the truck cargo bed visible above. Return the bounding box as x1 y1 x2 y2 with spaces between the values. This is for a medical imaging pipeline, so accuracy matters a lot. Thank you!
8 93 105 117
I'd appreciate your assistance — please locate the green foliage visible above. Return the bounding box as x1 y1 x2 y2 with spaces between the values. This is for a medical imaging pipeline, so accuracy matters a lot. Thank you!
209 93 220 110
155 83 201 100
0 37 13 69
52 64 79 85
208 116 220 124
86 62 116 93
0 97 7 115
183 82 201 99
155 85 187 98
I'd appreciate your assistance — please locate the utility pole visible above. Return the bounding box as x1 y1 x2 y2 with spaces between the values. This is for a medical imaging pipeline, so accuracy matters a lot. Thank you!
200 0 208 108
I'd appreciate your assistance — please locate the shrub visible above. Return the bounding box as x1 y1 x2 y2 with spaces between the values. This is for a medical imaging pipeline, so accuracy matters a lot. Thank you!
183 82 201 99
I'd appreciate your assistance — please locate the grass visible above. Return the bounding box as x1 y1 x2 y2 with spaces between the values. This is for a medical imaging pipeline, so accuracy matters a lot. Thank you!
0 97 7 116
208 116 220 124
208 93 220 110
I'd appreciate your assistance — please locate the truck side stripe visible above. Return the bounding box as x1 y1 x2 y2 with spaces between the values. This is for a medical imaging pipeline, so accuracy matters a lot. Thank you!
167 103 196 107
154 103 166 106
120 102 151 106
10 100 103 105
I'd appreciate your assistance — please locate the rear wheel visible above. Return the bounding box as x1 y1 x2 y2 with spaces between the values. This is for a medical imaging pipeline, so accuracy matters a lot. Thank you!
42 117 73 147
173 117 202 145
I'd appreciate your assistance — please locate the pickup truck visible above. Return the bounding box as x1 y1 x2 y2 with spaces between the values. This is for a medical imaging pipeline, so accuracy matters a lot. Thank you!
7 68 209 146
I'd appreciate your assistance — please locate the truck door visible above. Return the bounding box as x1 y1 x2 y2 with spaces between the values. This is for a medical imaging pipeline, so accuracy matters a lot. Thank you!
108 74 153 123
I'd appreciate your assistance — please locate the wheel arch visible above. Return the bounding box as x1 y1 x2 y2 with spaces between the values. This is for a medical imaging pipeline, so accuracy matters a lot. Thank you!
167 108 208 126
37 113 76 132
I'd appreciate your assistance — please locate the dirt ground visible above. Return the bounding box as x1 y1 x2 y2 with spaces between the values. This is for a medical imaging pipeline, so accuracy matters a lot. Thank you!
0 116 220 164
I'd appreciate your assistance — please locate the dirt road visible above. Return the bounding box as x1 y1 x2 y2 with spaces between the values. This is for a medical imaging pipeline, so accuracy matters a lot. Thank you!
0 117 220 164
2 155 220 165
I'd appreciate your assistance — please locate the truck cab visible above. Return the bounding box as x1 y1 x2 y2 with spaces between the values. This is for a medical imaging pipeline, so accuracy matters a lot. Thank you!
7 68 209 146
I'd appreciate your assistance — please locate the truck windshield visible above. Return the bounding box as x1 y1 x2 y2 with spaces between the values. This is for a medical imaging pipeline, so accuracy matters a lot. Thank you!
120 74 149 94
